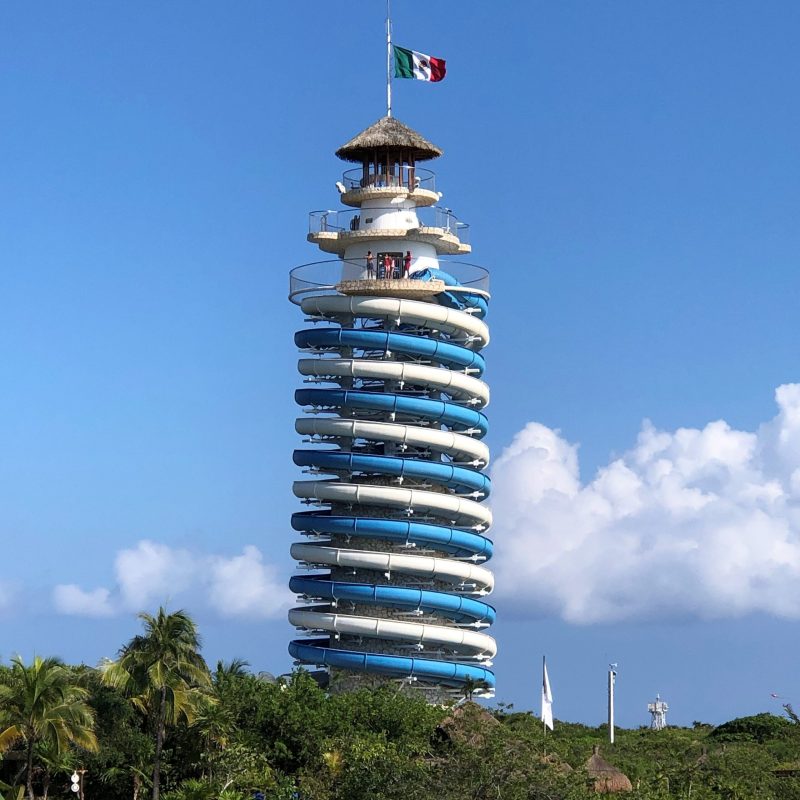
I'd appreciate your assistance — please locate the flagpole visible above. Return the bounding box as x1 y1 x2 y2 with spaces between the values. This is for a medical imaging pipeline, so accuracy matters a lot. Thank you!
542 656 547 738
542 656 547 755
386 0 392 117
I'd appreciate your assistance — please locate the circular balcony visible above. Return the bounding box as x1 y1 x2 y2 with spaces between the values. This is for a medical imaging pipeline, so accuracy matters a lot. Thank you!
289 259 490 304
308 206 470 256
339 167 439 208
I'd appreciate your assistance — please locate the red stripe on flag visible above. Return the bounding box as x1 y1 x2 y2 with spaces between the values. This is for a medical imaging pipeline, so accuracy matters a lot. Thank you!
429 57 446 82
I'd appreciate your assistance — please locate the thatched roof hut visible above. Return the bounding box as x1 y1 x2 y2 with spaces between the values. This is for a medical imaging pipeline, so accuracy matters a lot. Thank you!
335 116 442 163
436 701 500 746
540 752 574 774
584 746 633 794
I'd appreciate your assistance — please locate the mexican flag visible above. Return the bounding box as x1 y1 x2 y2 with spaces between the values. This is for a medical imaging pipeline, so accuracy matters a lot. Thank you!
393 45 446 82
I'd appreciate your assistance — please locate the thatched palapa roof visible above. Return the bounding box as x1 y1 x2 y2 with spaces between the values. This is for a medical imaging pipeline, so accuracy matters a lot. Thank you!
436 701 499 746
584 746 633 794
335 116 443 162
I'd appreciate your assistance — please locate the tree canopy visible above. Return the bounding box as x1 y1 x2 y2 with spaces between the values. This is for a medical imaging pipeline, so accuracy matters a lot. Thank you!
2 610 799 800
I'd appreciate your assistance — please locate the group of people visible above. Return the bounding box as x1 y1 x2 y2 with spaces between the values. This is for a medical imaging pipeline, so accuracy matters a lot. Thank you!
365 250 413 280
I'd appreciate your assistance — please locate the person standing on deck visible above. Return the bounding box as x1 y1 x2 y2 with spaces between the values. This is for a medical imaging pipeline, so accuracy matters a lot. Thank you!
403 250 412 278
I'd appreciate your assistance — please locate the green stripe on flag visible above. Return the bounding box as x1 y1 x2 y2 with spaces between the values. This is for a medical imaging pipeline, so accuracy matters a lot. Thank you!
393 46 415 79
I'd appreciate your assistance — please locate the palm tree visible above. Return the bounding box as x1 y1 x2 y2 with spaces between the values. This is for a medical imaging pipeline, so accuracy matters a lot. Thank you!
212 658 250 686
34 738 76 800
193 695 234 781
460 677 476 702
0 656 98 800
101 608 211 800
101 764 151 800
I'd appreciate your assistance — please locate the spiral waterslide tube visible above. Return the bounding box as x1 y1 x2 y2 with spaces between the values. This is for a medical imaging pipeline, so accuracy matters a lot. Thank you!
289 285 496 697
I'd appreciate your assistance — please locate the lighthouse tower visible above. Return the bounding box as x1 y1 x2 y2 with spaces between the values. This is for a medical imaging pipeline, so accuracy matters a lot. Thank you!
287 116 495 700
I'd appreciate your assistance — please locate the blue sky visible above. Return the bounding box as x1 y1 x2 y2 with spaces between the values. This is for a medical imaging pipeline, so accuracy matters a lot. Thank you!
2 0 800 727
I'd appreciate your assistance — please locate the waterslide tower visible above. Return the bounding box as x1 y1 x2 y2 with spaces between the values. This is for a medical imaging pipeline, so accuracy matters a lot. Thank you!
287 116 495 700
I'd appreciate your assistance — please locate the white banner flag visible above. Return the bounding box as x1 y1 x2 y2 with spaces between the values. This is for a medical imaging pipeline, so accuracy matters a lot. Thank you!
542 657 554 730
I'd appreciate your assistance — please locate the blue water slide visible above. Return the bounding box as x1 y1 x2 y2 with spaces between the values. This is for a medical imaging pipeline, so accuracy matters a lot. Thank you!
289 576 496 624
411 268 490 319
295 388 489 437
293 450 491 497
290 257 494 696
289 639 496 690
295 328 486 374
290 513 493 559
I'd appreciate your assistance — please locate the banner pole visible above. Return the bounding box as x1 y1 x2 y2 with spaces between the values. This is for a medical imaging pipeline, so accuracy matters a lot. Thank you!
386 0 392 117
542 656 547 756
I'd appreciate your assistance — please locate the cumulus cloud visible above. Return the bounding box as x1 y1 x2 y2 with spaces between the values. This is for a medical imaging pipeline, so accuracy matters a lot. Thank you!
208 545 289 618
53 541 292 619
53 584 114 618
115 540 197 609
491 384 800 623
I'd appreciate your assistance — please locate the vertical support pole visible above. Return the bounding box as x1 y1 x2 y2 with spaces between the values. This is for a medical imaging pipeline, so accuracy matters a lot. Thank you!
386 0 392 117
608 668 616 744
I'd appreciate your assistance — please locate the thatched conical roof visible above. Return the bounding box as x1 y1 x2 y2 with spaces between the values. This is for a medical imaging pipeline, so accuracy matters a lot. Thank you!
335 116 443 162
584 746 633 794
436 701 499 746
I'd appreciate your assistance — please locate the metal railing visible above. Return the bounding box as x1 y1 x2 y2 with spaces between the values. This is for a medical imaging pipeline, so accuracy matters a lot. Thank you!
342 167 436 193
289 259 490 304
308 207 470 246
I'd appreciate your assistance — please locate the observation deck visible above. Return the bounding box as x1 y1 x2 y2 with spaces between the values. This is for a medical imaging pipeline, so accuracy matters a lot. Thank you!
289 259 489 305
308 206 471 256
339 167 439 208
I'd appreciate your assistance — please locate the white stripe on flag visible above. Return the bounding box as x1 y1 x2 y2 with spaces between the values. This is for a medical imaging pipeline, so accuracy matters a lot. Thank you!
412 50 433 81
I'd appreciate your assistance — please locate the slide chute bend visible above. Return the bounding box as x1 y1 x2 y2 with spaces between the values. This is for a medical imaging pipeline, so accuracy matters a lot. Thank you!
290 286 495 698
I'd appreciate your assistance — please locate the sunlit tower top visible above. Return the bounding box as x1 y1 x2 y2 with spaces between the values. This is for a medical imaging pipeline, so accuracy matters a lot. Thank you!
648 694 669 730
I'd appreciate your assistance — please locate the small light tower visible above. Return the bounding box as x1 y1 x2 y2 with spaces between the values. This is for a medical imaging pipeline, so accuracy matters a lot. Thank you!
648 694 669 730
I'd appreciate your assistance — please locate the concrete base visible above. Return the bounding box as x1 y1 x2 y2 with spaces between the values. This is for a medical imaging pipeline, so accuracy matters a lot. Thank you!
336 278 445 300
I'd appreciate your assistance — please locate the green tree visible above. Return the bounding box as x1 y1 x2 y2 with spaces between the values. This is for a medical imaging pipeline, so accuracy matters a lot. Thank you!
83 670 154 800
101 609 211 800
0 656 98 800
711 713 792 744
161 778 215 800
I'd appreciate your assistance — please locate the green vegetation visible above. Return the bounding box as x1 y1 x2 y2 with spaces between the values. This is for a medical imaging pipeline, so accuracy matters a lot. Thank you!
101 609 211 800
0 608 798 799
0 656 98 800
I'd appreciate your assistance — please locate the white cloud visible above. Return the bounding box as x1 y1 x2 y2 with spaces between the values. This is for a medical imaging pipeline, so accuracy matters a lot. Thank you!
53 541 291 620
53 584 114 618
115 540 196 609
491 384 800 623
209 545 292 618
